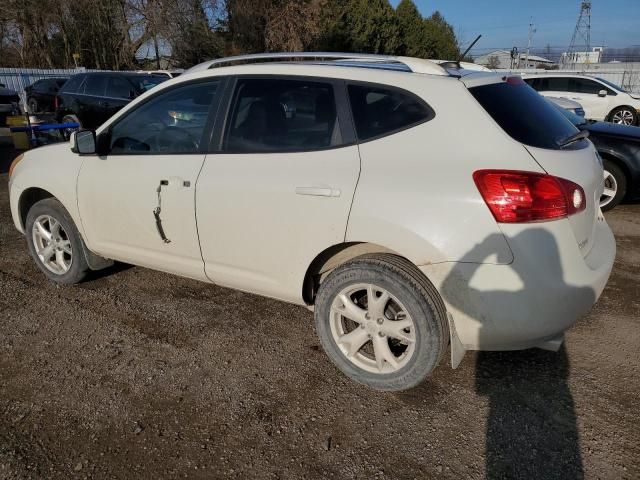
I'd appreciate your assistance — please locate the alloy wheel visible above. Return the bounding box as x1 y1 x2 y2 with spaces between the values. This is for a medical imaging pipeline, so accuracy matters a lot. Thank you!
31 215 73 275
330 283 416 374
612 109 635 125
600 169 618 208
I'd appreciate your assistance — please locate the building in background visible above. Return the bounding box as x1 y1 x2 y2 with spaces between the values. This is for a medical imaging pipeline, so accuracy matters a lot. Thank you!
475 50 555 70
560 47 604 66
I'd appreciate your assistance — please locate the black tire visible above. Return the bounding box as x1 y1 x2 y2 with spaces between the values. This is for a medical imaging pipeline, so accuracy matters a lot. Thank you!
25 198 89 285
601 159 627 212
27 97 39 114
314 253 447 391
608 106 638 126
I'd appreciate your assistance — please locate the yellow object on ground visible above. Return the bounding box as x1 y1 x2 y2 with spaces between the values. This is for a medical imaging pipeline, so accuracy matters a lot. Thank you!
7 116 30 150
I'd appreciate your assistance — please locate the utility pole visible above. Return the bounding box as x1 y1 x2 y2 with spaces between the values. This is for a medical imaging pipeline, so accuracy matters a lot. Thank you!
525 18 536 69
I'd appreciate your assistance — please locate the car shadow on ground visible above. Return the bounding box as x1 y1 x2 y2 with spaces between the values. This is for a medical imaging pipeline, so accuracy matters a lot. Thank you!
440 229 592 479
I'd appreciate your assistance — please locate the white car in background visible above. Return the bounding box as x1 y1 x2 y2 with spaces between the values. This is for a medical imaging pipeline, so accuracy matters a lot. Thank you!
8 53 615 391
523 73 640 126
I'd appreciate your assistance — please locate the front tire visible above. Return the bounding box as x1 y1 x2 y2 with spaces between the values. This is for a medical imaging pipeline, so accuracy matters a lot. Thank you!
600 160 627 212
25 198 89 285
609 106 638 126
314 254 447 391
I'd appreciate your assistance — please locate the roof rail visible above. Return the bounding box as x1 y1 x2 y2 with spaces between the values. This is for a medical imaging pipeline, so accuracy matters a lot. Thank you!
185 52 448 76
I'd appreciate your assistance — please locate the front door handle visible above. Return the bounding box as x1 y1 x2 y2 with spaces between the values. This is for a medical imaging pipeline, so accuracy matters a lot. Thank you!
295 186 341 197
161 177 191 188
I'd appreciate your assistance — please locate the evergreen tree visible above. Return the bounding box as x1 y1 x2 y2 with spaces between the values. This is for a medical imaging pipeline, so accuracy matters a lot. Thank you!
327 0 399 55
395 0 432 58
424 11 460 60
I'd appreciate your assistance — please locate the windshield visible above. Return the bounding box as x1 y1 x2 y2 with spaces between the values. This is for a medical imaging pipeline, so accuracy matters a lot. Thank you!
126 75 167 93
597 77 627 93
547 100 587 127
470 79 583 150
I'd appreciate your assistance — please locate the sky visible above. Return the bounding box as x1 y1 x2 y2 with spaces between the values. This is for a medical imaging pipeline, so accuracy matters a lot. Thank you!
390 0 640 55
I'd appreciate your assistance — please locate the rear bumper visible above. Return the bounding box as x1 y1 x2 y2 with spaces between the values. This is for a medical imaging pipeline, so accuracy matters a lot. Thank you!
421 216 615 351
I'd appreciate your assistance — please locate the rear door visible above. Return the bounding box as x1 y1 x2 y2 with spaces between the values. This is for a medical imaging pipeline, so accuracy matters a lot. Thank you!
80 75 109 128
196 76 361 303
104 75 135 120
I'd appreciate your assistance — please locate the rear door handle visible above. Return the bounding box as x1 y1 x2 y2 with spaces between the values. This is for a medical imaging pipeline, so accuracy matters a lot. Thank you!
295 186 341 197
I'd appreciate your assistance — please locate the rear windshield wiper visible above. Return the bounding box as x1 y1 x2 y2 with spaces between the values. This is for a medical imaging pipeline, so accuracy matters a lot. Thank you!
557 129 589 148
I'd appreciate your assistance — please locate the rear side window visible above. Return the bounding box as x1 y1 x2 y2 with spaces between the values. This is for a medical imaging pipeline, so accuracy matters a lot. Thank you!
84 75 108 96
348 84 433 141
225 78 341 153
470 79 582 150
59 75 84 93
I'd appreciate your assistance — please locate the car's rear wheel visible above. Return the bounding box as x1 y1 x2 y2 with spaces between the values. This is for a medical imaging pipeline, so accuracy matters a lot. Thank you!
609 106 638 126
600 160 627 212
26 198 89 284
314 254 446 391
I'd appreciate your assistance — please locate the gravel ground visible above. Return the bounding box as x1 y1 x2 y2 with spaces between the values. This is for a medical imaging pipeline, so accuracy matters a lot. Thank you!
0 153 639 479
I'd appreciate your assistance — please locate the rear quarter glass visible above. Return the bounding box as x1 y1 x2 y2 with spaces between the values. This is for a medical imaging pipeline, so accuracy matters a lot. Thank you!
470 81 585 151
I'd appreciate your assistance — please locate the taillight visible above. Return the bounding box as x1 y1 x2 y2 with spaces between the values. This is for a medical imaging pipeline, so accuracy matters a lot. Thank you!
54 96 59 110
473 170 586 223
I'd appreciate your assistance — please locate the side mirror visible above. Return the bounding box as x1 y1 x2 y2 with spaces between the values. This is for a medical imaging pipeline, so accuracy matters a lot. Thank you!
598 89 608 97
71 129 96 154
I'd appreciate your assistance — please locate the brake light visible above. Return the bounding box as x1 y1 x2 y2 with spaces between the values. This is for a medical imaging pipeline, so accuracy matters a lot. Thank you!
473 170 586 223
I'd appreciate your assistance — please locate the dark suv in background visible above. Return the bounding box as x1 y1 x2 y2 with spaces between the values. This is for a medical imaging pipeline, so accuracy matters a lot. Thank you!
55 72 167 129
25 77 68 113
0 83 22 126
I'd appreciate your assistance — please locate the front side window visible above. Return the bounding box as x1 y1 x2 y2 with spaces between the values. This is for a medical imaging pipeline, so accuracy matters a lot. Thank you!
109 81 220 154
571 78 601 95
347 84 433 141
225 78 340 153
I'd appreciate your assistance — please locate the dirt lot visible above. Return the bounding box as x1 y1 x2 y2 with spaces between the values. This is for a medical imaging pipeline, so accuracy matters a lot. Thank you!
0 148 639 479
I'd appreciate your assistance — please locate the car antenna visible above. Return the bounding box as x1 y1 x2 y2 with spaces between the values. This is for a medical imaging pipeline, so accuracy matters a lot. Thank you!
458 35 482 67
439 34 481 70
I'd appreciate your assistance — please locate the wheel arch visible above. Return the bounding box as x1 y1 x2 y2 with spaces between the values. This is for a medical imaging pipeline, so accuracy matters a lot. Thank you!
599 149 634 190
18 187 55 231
303 242 416 305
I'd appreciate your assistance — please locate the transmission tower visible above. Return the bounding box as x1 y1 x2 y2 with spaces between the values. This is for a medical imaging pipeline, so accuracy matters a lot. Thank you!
564 1 592 67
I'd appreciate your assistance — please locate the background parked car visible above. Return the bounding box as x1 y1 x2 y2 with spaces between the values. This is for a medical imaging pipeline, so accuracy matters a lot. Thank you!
551 101 640 211
524 74 640 126
0 84 22 126
25 77 68 113
55 72 167 129
546 96 585 117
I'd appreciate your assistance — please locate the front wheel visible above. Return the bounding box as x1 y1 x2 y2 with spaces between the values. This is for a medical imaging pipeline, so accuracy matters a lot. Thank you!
609 107 638 126
25 198 89 284
314 254 447 391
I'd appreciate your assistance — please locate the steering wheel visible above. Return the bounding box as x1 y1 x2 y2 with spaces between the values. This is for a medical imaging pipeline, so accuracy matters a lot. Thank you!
155 125 199 152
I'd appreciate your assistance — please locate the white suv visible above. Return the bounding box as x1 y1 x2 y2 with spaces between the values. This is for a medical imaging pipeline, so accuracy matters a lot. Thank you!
8 53 616 391
523 73 640 126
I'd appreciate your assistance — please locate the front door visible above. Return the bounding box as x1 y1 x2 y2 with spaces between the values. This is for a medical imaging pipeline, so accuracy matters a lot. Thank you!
196 76 361 303
77 79 224 280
